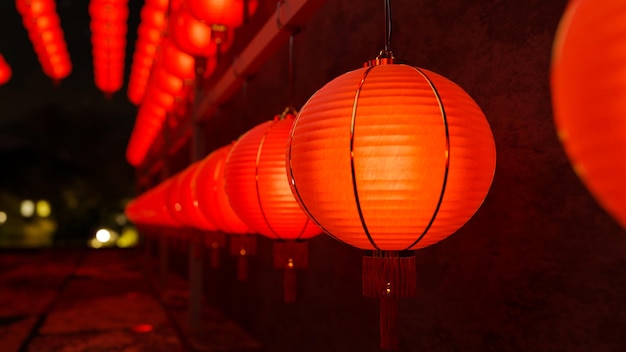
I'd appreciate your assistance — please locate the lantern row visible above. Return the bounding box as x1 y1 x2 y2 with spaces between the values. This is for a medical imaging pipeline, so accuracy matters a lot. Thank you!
127 54 497 350
125 0 258 167
15 0 72 82
125 0 626 350
0 54 11 86
89 0 129 96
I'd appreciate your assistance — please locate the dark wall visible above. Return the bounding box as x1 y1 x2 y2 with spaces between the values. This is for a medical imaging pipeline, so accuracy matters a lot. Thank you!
174 0 626 351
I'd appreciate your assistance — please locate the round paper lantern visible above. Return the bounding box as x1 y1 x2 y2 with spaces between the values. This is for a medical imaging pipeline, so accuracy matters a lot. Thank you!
551 0 626 229
180 162 226 267
169 8 216 58
195 144 255 280
287 59 496 350
0 54 12 86
185 0 259 28
225 112 322 302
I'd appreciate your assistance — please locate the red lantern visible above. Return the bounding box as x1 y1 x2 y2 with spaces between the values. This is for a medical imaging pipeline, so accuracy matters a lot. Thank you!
551 0 626 229
0 54 12 86
195 144 255 280
168 8 217 58
287 60 496 349
185 0 259 28
170 163 226 267
160 39 196 82
16 1 72 82
89 0 129 95
225 113 322 302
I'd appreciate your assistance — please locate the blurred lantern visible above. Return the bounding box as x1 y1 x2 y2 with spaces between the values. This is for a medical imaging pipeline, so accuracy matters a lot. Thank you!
180 162 226 267
0 54 12 86
127 0 170 104
195 144 255 280
126 178 180 229
288 57 496 349
184 0 256 51
16 0 72 82
169 8 217 58
89 0 129 97
551 0 626 229
126 101 168 166
225 111 322 302
185 0 258 29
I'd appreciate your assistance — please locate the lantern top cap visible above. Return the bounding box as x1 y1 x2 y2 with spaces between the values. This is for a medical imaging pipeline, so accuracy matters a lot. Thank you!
273 106 297 121
364 50 395 67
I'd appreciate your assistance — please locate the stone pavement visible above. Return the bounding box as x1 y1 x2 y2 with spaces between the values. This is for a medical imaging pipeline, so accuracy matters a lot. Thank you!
0 248 262 352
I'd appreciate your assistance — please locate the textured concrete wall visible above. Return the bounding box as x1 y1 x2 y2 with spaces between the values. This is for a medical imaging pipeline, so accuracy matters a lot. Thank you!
177 0 626 350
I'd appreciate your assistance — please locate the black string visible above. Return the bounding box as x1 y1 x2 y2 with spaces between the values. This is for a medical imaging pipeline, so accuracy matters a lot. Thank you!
288 34 295 109
383 0 392 56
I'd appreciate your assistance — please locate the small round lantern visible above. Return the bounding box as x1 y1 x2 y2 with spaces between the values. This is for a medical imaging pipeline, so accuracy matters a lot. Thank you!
225 111 322 302
195 144 256 280
551 0 626 229
0 54 12 86
287 58 496 350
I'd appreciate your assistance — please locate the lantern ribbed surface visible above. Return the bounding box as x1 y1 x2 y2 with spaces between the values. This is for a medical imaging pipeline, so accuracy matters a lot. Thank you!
179 162 218 231
195 144 252 234
288 63 496 251
125 178 180 228
225 116 322 240
551 0 626 229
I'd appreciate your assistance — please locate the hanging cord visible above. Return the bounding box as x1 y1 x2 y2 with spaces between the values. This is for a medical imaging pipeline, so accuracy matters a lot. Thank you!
378 0 394 59
276 0 301 119
288 33 295 111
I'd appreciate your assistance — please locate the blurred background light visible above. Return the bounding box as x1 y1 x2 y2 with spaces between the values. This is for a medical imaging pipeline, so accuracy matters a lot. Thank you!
20 200 35 218
36 199 51 217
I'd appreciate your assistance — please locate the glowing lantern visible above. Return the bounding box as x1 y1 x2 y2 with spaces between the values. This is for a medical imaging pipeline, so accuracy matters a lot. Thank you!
0 54 12 86
89 0 129 96
185 0 259 29
225 112 321 302
195 144 255 280
551 0 626 229
287 59 496 349
172 163 226 267
169 8 216 58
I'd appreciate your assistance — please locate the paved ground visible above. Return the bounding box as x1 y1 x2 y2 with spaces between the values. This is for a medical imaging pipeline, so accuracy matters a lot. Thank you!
0 248 262 352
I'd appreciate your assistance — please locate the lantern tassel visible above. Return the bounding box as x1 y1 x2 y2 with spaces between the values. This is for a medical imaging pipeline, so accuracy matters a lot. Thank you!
273 240 309 303
284 263 296 303
363 252 416 350
205 232 226 269
380 296 398 350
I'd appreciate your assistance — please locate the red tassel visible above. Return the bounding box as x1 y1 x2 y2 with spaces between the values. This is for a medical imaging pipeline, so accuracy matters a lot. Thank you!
380 297 398 350
284 263 296 303
229 235 257 281
362 252 416 350
237 251 248 282
273 241 308 302
205 232 226 269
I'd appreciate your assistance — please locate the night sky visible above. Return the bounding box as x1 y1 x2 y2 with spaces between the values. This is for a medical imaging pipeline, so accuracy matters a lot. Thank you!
0 1 145 243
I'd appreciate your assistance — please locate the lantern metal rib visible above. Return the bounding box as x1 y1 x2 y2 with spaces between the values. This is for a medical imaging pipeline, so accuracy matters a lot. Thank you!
350 65 380 250
403 66 451 250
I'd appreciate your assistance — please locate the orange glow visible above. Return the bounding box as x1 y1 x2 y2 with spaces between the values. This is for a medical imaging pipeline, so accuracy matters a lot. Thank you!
288 63 496 251
132 324 153 333
551 0 626 229
225 114 322 240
